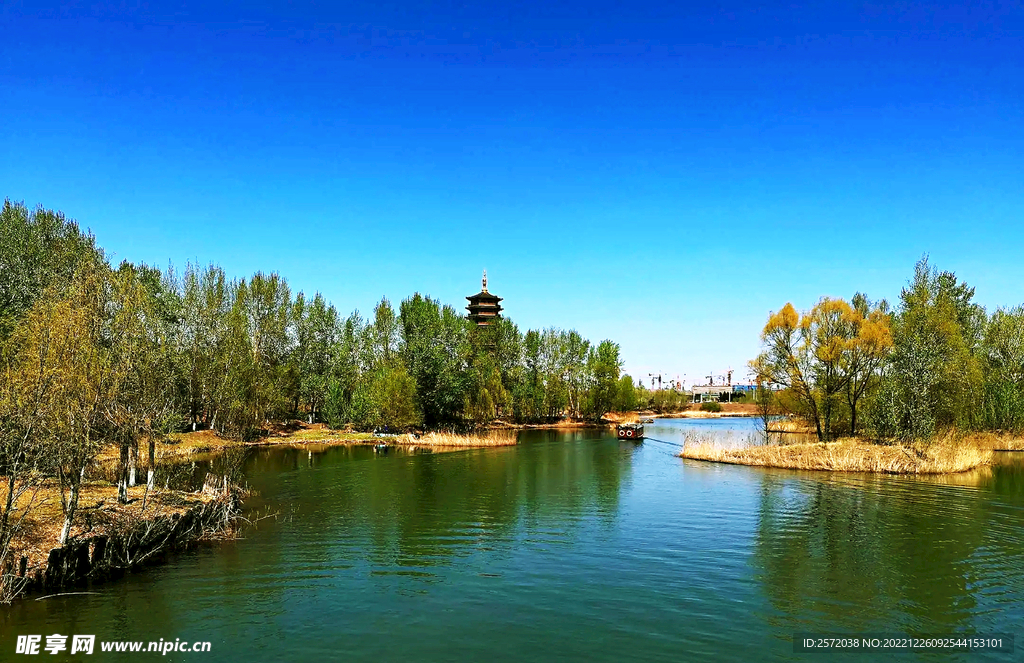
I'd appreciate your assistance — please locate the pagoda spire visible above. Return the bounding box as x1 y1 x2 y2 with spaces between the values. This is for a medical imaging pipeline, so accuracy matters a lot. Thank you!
482 269 488 293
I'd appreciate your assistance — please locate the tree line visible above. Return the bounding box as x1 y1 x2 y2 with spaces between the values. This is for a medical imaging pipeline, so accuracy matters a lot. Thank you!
753 258 1024 442
0 200 642 550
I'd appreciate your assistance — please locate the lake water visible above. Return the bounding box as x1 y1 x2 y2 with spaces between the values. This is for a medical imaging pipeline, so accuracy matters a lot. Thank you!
3 419 1023 661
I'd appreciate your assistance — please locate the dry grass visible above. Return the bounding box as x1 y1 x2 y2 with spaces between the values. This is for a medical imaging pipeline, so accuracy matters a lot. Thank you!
413 430 518 447
3 480 218 572
768 418 817 434
680 434 994 475
961 431 1024 451
603 411 640 424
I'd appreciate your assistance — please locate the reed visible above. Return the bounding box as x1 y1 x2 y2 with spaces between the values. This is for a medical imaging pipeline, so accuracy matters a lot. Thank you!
680 436 993 474
415 429 518 447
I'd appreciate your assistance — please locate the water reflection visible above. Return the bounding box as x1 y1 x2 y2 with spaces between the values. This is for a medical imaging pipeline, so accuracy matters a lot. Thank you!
750 460 1024 641
237 431 632 586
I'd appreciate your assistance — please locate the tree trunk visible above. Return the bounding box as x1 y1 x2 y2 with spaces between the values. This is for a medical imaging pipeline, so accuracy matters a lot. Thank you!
118 441 129 504
59 467 86 546
128 441 138 487
1 472 17 547
147 437 156 491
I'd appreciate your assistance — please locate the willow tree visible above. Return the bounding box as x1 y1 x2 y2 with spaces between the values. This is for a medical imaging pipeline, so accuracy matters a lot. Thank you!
845 294 893 435
872 259 986 439
26 264 118 544
0 311 61 587
755 297 891 441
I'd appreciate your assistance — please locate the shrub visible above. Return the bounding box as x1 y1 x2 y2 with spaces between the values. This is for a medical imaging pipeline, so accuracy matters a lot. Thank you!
699 401 722 413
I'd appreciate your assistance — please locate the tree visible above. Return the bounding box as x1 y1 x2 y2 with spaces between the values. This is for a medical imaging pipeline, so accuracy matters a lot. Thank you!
28 263 118 544
399 294 468 427
362 363 421 430
563 331 590 418
587 340 622 419
844 294 892 435
179 263 232 431
292 293 339 423
516 330 546 422
1 305 61 594
614 374 639 412
367 298 400 366
981 306 1024 431
869 258 985 440
755 297 891 441
223 272 292 439
0 200 101 340
323 312 365 427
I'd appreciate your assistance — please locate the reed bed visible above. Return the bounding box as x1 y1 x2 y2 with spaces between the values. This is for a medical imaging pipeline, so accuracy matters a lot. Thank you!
680 435 993 474
413 429 519 447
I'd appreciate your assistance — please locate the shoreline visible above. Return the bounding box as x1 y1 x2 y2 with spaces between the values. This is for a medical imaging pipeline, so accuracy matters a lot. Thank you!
651 411 759 419
3 484 240 602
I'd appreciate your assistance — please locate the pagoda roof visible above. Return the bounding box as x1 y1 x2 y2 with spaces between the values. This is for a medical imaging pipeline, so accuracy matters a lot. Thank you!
466 291 503 302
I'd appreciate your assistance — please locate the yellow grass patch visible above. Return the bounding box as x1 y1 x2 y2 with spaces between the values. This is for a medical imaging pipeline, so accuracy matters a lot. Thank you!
414 430 518 447
680 436 993 474
603 411 640 424
3 480 218 572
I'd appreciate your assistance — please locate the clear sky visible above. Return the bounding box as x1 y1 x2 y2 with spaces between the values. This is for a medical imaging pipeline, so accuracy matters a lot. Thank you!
3 1 1022 387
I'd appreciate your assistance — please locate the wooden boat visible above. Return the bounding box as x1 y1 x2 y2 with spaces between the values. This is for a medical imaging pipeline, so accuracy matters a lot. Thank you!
616 423 644 441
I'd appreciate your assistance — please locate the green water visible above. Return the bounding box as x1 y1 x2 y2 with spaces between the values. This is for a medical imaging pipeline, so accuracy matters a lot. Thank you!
3 419 1023 661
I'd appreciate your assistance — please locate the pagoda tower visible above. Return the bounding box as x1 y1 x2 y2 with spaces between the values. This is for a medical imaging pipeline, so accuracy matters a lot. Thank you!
466 270 503 326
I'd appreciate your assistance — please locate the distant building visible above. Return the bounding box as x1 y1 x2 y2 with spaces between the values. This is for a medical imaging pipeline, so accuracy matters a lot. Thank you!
466 270 503 326
691 384 736 403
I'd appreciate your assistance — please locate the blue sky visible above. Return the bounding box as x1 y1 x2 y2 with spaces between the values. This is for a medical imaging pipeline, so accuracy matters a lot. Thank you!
2 1 1022 387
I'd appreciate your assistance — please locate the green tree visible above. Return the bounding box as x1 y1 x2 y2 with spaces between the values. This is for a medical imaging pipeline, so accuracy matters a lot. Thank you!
224 272 293 438
981 306 1024 431
399 294 468 427
292 292 339 423
614 374 639 412
869 258 985 440
0 200 101 339
587 340 622 419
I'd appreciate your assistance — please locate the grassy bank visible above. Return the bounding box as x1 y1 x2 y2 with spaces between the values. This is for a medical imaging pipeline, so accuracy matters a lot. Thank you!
3 481 232 594
678 432 1020 474
95 423 521 468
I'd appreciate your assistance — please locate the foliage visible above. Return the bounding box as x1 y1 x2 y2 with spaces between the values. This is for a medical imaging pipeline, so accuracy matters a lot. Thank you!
754 295 892 441
699 401 722 413
0 200 102 340
758 257 1024 444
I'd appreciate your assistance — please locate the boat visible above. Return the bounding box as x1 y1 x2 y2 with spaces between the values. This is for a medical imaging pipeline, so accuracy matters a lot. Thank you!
616 423 644 441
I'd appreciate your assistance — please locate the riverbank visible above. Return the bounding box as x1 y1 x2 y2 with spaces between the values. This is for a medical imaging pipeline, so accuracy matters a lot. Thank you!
678 432 1023 474
3 481 240 602
93 423 524 470
614 403 761 420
